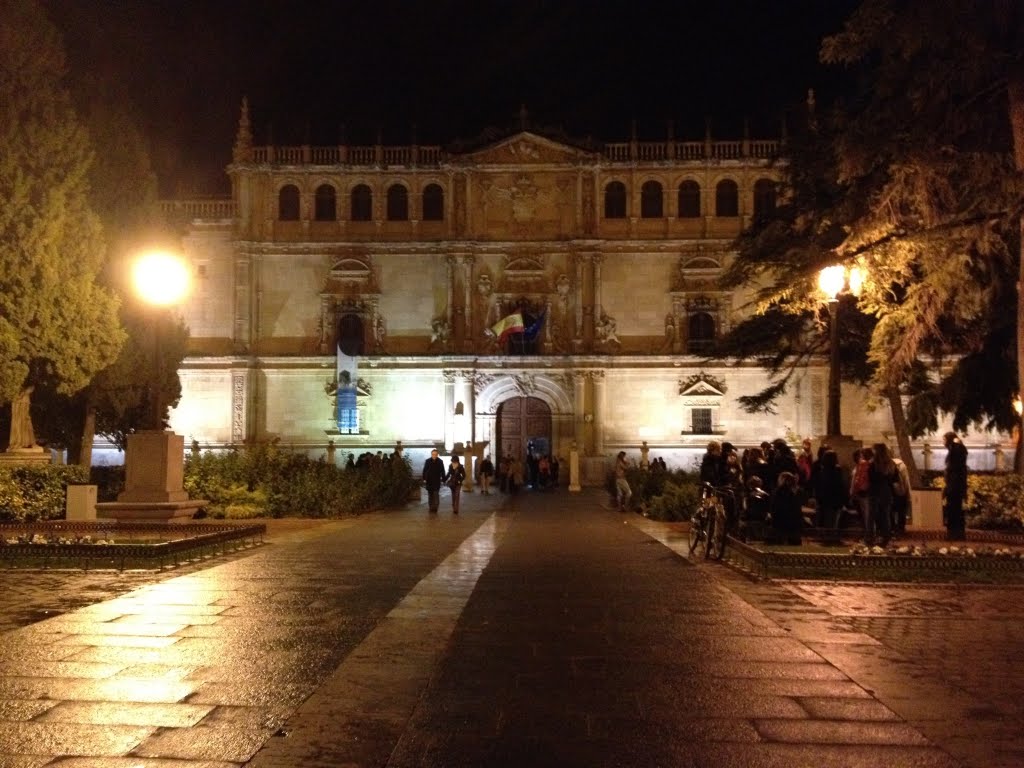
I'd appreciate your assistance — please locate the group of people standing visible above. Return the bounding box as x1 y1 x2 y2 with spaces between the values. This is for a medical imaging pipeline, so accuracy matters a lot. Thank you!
421 449 466 514
699 432 970 546
420 448 565 513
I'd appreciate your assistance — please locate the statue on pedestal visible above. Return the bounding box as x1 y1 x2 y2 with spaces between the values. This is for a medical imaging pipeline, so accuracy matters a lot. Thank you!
640 440 650 470
7 387 40 452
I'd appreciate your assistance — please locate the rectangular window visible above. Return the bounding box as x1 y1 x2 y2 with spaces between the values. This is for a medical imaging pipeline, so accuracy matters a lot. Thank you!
337 386 359 433
691 408 713 434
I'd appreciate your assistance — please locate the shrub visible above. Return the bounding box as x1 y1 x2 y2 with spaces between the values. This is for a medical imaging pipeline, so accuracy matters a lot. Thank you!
0 464 89 522
646 479 701 522
964 474 1024 531
183 445 414 518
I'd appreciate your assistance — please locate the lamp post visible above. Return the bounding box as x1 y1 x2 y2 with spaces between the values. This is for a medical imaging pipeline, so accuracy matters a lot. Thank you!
131 250 191 429
817 265 863 440
97 249 207 521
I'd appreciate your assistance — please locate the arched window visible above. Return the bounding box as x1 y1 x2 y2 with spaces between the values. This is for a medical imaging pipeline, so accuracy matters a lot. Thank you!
687 312 716 353
386 184 409 221
350 184 372 222
753 178 777 221
337 313 365 356
422 183 444 221
715 179 739 217
314 184 336 221
278 184 300 221
677 180 701 218
604 181 627 219
641 180 663 218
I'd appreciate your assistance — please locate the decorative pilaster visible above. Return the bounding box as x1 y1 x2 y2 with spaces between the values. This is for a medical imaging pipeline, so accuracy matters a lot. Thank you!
231 371 248 445
590 370 607 456
445 255 456 340
593 253 604 331
574 253 587 348
573 371 587 452
233 253 252 354
443 369 456 450
461 254 475 350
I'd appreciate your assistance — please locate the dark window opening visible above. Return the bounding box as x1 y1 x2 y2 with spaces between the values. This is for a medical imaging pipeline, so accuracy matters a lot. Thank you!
350 184 372 221
386 184 409 221
604 181 627 219
278 184 300 221
314 184 336 221
337 313 365 356
687 312 716 354
422 183 444 221
641 181 663 218
677 180 701 218
691 408 713 434
715 180 739 217
753 178 777 221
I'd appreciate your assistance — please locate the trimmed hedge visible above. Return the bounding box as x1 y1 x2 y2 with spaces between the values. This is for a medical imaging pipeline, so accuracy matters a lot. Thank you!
606 465 700 521
0 464 89 522
964 474 1024 532
183 444 416 519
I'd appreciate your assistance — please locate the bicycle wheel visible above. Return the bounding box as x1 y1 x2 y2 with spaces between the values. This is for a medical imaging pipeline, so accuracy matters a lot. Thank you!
688 511 706 557
706 501 727 560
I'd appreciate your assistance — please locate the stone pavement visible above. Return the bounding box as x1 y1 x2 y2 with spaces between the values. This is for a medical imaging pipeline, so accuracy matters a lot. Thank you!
0 488 1022 766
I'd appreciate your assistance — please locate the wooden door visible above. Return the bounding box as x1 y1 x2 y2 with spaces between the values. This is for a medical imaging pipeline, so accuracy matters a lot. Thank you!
496 396 551 462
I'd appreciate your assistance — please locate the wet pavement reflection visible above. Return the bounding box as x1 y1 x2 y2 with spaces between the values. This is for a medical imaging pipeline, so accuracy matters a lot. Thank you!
0 491 1022 766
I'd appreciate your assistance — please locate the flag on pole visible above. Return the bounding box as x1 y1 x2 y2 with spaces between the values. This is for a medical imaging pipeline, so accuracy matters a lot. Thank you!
490 312 525 343
523 310 546 341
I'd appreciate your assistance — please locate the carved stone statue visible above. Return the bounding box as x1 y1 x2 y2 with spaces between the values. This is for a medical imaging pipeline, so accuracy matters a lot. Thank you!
640 440 650 470
430 317 451 350
596 312 620 348
373 314 388 354
7 387 37 451
660 313 677 353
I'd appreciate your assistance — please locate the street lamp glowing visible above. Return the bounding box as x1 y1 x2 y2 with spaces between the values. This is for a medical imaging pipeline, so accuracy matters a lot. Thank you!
818 265 845 301
132 251 190 306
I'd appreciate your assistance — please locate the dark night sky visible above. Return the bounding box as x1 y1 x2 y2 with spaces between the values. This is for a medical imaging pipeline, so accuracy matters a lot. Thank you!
46 0 859 195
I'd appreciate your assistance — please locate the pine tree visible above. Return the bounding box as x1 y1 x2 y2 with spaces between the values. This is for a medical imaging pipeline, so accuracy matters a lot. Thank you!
0 0 125 447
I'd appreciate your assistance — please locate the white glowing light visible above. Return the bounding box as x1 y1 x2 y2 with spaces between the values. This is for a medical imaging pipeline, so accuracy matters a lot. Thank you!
817 265 845 301
133 251 191 307
848 265 865 297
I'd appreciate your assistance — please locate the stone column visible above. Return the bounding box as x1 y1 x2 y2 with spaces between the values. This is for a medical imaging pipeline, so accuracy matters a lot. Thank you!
461 254 474 351
591 370 607 456
443 369 456 450
573 371 587 452
445 255 456 344
593 253 604 329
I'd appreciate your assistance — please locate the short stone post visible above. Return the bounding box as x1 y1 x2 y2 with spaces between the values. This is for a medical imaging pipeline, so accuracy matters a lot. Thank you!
569 443 581 492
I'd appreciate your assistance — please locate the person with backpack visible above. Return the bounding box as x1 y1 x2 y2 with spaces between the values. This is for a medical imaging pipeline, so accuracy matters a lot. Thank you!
850 447 874 538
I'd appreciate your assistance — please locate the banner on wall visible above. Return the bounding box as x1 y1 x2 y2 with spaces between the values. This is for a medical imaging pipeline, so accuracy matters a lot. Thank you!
336 345 358 433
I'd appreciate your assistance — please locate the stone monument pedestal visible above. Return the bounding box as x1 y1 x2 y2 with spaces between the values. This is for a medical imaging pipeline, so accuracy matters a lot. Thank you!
96 431 207 522
0 447 51 468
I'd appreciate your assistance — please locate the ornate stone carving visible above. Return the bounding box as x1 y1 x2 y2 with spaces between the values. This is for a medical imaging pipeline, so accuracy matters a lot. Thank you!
595 311 620 349
430 316 452 351
477 273 493 297
472 373 497 395
442 370 457 384
512 374 536 396
678 372 727 396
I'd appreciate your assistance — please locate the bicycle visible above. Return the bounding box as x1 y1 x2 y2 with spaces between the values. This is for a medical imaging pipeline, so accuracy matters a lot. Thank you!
688 483 732 560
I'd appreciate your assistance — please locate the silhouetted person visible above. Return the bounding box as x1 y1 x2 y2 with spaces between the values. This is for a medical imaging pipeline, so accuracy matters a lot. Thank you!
943 432 968 540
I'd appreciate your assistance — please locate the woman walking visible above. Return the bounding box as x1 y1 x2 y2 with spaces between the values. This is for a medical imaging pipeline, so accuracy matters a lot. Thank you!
445 455 466 514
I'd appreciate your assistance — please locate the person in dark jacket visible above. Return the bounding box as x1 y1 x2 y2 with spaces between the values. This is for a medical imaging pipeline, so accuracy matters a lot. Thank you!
422 449 445 514
770 471 803 545
943 431 969 541
866 443 897 547
445 454 466 514
699 441 723 486
813 449 847 529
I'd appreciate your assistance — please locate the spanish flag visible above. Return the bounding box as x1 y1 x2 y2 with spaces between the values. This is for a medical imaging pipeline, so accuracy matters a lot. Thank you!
490 312 525 343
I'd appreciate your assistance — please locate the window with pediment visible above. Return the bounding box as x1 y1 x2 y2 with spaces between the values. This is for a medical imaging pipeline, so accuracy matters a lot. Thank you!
314 184 337 221
422 183 444 220
753 178 777 221
604 181 627 219
687 311 716 354
351 184 373 221
641 180 663 218
278 184 300 221
715 179 739 217
677 180 701 218
386 184 409 221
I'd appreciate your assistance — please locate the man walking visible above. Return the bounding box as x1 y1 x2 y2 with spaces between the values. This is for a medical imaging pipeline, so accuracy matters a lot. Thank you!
422 448 445 514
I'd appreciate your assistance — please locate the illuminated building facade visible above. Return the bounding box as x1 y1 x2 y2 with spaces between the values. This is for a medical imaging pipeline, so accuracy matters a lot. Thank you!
155 103 993 479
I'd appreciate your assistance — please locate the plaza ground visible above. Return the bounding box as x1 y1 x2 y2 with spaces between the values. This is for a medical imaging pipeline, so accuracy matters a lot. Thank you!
0 489 1022 766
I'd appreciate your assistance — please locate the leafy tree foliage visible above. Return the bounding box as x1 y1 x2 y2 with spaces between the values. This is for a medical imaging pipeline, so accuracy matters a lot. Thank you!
716 0 1024 475
0 0 125 445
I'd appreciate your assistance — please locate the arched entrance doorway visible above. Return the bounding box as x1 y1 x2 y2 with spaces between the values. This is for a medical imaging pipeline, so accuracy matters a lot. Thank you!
496 396 552 464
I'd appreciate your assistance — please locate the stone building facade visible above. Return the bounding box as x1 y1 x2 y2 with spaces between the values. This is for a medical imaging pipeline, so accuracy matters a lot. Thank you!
151 104 1003 479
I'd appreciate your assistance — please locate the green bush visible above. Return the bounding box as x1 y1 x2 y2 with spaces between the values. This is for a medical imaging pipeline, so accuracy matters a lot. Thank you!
90 465 125 501
647 479 701 521
184 444 415 518
964 473 1024 531
0 464 89 522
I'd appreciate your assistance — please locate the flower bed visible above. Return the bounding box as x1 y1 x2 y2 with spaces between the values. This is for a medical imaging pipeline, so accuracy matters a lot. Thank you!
723 530 1024 582
0 520 265 571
